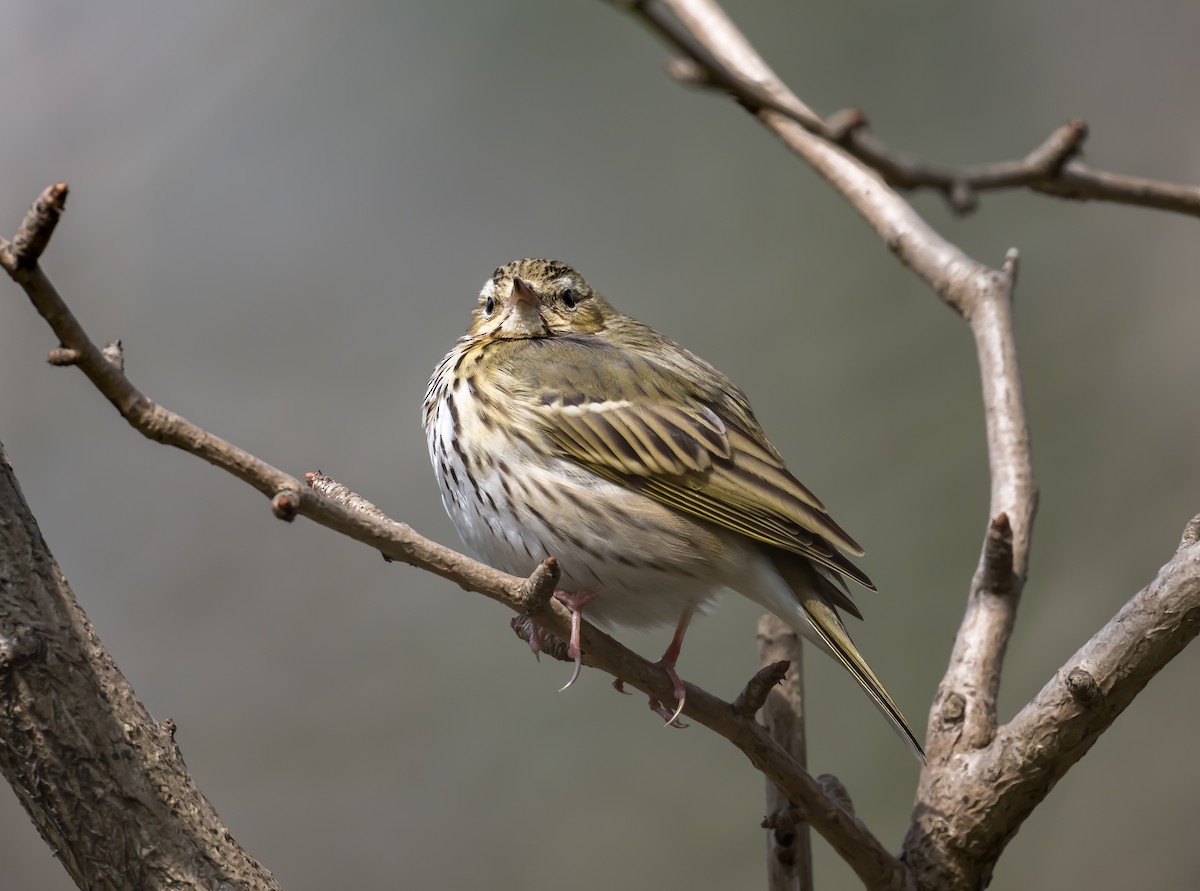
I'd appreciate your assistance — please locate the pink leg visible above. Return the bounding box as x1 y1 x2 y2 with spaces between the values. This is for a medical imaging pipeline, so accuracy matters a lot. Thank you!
554 589 598 692
649 607 694 727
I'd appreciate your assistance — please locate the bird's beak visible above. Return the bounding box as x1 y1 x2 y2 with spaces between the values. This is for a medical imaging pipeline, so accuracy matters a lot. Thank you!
502 276 548 337
510 276 540 309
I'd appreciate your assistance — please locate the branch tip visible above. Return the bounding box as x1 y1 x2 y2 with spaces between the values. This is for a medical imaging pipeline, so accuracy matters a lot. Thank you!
516 557 561 612
1002 248 1020 282
271 490 299 522
9 182 70 270
47 347 81 367
732 659 790 717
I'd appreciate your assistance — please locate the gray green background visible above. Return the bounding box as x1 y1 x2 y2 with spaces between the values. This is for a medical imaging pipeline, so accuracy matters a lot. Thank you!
2 2 1197 888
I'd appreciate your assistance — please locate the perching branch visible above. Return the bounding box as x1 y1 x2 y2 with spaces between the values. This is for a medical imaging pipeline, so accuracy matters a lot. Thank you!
621 0 1200 219
1 184 913 891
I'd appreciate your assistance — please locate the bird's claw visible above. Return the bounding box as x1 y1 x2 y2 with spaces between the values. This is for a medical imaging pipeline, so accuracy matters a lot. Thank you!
649 698 688 728
558 646 583 692
654 656 689 727
553 589 597 693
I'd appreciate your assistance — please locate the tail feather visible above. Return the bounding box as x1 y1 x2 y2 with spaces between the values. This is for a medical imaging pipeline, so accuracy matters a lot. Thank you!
768 553 926 763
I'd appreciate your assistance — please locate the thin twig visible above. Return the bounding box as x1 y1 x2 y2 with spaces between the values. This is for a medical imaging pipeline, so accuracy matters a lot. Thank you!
619 1 1200 219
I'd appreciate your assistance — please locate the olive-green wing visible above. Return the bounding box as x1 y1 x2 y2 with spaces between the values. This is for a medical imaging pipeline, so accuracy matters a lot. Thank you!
515 338 874 592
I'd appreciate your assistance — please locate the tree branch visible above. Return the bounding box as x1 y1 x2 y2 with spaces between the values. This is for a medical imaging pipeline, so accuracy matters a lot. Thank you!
758 616 813 891
2 184 914 891
619 1 1200 218
0 442 281 890
903 529 1200 889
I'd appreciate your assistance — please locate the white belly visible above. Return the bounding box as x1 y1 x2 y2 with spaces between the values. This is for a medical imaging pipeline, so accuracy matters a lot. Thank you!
426 391 727 630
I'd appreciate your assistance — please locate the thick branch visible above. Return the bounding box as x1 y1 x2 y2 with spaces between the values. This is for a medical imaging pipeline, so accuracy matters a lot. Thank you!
903 533 1200 889
2 185 912 891
0 443 280 890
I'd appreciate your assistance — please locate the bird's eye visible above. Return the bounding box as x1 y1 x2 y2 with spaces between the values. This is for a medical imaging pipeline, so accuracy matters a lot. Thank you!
562 289 577 309
485 295 495 315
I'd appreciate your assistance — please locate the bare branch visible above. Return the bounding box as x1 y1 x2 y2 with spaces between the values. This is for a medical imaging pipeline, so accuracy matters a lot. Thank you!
618 3 1200 218
1 187 914 891
758 615 812 891
0 443 280 890
1 181 68 268
903 535 1200 889
732 657 790 719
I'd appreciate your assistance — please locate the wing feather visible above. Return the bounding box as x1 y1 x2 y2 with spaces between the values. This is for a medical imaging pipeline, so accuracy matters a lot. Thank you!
507 336 872 589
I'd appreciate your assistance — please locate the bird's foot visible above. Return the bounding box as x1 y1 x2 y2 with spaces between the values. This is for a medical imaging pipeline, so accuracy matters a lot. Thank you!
612 678 632 695
554 588 598 692
526 621 549 660
650 656 689 728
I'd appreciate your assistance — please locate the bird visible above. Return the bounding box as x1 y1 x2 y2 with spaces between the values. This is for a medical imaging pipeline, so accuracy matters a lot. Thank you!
423 258 924 761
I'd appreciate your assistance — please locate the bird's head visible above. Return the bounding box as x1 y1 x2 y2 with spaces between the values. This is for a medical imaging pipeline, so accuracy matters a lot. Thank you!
467 259 616 340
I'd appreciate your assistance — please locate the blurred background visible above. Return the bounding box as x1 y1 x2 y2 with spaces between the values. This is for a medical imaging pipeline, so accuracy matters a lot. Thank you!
2 1 1198 888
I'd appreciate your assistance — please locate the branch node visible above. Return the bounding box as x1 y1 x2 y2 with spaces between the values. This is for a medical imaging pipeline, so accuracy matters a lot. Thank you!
47 347 81 366
101 340 125 371
1179 514 1200 550
940 690 966 725
981 512 1016 596
1065 667 1102 708
733 659 790 717
761 804 803 865
761 803 800 832
664 56 713 86
271 490 299 522
9 182 69 270
826 106 867 141
817 773 855 816
949 180 979 215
